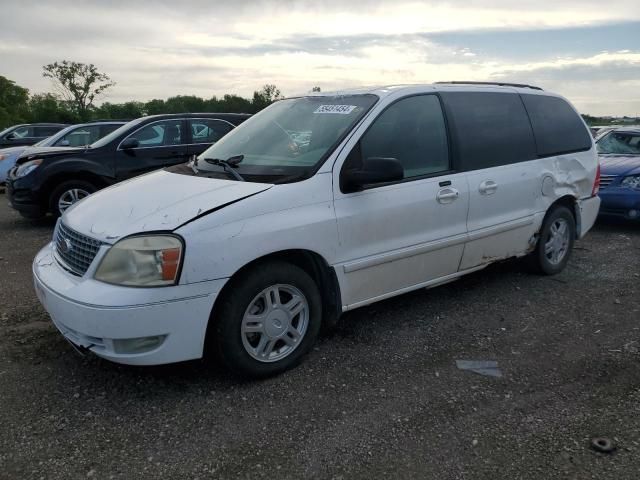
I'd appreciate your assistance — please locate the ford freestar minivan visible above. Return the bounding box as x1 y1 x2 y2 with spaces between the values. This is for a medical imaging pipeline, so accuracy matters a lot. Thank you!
33 83 601 377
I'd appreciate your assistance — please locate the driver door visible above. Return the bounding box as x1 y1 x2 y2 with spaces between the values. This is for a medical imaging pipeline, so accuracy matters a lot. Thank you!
115 119 190 180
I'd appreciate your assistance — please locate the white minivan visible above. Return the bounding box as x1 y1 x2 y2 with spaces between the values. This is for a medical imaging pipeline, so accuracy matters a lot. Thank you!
33 83 601 377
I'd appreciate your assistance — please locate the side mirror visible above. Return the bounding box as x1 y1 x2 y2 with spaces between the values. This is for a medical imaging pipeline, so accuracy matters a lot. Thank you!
342 157 404 192
5 133 16 141
57 139 70 147
120 137 139 149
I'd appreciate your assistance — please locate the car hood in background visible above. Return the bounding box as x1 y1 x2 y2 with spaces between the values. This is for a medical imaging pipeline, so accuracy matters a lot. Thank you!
599 155 640 176
18 146 86 162
63 169 273 243
0 146 29 156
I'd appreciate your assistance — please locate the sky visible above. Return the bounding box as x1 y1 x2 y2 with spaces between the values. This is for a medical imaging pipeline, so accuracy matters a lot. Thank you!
1 0 639 116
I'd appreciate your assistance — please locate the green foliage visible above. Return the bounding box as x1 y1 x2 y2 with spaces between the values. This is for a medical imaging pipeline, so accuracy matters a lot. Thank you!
43 60 116 120
28 94 78 124
0 76 30 127
94 101 146 120
251 84 282 112
1 74 283 128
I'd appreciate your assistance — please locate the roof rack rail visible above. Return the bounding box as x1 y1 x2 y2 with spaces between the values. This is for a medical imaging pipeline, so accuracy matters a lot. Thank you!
435 81 543 91
87 118 132 123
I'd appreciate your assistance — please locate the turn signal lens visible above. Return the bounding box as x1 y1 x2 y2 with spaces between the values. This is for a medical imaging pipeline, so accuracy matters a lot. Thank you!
159 248 181 281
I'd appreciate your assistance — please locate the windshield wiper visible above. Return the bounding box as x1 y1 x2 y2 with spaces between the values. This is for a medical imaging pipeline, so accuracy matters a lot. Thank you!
203 155 245 181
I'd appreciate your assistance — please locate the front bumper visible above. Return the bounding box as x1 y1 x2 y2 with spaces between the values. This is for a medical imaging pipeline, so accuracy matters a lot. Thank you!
6 176 46 217
598 188 640 220
33 243 226 365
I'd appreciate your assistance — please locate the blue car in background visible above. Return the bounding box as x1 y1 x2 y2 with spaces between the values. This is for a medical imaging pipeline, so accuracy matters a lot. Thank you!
0 121 125 184
596 127 640 220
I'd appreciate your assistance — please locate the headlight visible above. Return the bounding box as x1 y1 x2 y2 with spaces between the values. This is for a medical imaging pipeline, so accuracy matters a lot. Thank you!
95 235 183 287
15 159 42 178
621 175 640 189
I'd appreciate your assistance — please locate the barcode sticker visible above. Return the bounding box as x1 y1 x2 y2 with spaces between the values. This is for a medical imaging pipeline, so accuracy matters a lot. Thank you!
313 105 357 114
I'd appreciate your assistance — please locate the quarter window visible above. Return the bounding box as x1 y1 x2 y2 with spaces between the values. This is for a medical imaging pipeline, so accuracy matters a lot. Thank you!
125 120 182 148
357 95 450 179
520 94 592 157
441 91 536 170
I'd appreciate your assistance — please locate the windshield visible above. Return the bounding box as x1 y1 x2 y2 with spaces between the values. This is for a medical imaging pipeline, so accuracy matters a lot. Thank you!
90 118 145 148
597 131 640 155
0 126 17 138
195 94 378 182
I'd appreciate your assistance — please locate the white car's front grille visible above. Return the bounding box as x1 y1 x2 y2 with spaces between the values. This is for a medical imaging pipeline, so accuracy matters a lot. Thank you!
54 222 104 276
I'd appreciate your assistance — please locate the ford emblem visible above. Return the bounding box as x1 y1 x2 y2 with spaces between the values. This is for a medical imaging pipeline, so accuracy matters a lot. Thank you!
59 237 73 253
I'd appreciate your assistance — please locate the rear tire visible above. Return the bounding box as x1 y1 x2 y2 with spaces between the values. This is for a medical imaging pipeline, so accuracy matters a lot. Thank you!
528 205 576 275
49 180 96 217
211 261 322 378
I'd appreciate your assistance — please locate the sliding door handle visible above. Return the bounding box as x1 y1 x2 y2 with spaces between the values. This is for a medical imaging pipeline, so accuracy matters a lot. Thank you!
479 180 498 195
437 187 459 204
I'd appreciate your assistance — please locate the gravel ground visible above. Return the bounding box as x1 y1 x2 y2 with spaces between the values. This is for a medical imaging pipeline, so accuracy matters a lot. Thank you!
0 194 639 480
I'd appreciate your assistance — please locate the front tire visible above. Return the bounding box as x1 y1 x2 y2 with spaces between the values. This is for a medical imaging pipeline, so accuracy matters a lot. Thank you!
528 205 576 275
49 180 96 217
212 261 322 378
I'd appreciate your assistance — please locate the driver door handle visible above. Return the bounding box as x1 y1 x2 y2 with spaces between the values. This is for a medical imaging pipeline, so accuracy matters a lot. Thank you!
436 187 459 204
479 180 498 195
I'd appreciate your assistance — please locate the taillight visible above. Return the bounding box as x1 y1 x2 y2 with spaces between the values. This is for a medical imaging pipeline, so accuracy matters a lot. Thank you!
592 162 601 196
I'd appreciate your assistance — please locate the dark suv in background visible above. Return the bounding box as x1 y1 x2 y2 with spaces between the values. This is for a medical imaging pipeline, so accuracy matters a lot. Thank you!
0 123 69 147
7 113 251 217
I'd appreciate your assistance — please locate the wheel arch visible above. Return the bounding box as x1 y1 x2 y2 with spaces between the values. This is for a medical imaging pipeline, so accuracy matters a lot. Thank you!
205 249 342 354
42 172 108 211
547 194 581 234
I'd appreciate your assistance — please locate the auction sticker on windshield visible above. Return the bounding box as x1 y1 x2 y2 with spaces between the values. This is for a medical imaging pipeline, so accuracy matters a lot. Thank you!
314 105 357 114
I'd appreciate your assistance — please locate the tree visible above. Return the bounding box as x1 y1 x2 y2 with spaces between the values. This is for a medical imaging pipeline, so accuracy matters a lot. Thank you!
251 84 283 112
0 76 29 128
311 86 321 92
28 93 78 123
94 101 145 120
43 61 115 120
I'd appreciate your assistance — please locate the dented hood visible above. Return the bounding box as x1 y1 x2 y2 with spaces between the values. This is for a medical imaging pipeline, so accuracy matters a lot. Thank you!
63 170 272 243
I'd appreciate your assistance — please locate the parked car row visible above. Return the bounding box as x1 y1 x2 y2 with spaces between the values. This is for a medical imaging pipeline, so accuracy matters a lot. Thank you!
0 123 68 148
3 113 250 216
28 82 602 377
0 121 126 184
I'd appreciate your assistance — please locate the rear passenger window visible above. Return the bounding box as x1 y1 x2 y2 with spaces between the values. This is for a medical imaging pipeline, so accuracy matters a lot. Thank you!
520 94 592 157
190 119 233 144
359 95 449 179
441 92 536 171
36 126 63 137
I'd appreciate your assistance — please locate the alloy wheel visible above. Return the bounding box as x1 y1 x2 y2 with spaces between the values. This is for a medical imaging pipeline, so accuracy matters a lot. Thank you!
241 284 309 363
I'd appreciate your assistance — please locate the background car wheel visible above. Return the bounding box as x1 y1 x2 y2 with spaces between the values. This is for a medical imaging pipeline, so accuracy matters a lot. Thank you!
528 205 576 275
212 261 322 378
49 180 96 217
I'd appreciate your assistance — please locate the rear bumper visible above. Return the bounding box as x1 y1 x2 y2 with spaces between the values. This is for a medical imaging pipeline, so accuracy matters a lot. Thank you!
33 243 226 365
577 196 601 238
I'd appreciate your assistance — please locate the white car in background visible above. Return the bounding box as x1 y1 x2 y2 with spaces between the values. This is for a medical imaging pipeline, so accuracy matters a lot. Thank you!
33 83 600 377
